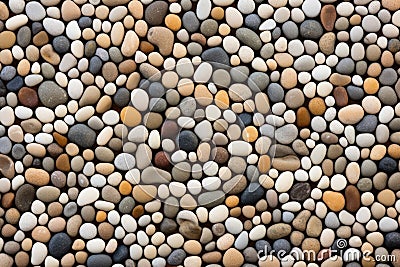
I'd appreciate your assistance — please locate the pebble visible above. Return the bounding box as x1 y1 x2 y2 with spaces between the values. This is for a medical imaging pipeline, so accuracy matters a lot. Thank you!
0 0 397 266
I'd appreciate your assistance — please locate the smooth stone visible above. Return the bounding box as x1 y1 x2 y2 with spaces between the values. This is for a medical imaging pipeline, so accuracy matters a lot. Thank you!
49 233 72 259
68 124 96 148
300 20 323 39
275 124 298 144
201 47 229 65
236 28 262 50
38 81 67 108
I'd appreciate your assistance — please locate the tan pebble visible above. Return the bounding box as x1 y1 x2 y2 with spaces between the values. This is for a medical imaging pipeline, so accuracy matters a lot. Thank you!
370 145 386 160
309 97 326 115
102 62 118 82
219 24 230 36
301 238 320 261
319 32 335 55
377 189 395 206
96 33 111 48
388 144 400 159
25 168 50 186
132 185 157 203
76 251 88 264
111 22 124 46
72 239 85 250
215 90 229 109
61 1 81 21
382 0 400 11
217 233 235 250
349 14 361 25
40 44 60 65
0 31 16 49
222 248 244 267
274 53 293 68
280 68 297 89
366 232 384 247
134 20 148 37
272 155 301 171
26 143 46 157
33 31 49 47
128 0 143 19
48 217 66 232
82 28 95 40
329 73 351 86
17 59 31 76
338 104 364 124
148 52 164 66
126 72 141 90
121 30 139 57
367 63 381 77
119 60 137 74
0 1 9 20
202 252 222 263
96 96 112 113
32 226 51 242
95 5 109 20
183 240 202 255
123 15 135 29
194 85 213 106
148 27 174 56
121 106 141 127
381 51 394 67
96 163 114 175
61 253 75 267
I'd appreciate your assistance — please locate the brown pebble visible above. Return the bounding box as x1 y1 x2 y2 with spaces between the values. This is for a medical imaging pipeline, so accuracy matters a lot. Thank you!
98 222 114 240
308 97 326 115
296 107 311 127
18 88 39 108
345 185 360 212
320 5 336 31
333 87 348 107
56 154 70 171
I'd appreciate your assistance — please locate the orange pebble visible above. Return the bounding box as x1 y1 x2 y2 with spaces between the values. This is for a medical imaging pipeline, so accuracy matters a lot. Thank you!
96 211 107 222
242 126 258 142
308 97 326 115
215 90 229 109
211 7 224 20
119 181 132 195
364 77 379 94
165 14 181 31
226 196 239 208
388 144 400 159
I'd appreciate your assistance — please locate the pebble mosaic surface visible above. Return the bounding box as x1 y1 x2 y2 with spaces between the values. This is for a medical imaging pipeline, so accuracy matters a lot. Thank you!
0 0 400 266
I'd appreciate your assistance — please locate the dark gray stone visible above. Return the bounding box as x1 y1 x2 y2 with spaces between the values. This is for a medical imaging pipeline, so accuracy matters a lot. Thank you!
49 233 72 259
201 47 229 65
300 20 323 39
68 124 96 148
182 11 199 32
167 249 186 265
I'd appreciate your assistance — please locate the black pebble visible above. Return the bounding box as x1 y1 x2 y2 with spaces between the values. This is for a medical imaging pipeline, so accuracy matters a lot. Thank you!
240 183 265 205
178 130 199 152
49 233 72 259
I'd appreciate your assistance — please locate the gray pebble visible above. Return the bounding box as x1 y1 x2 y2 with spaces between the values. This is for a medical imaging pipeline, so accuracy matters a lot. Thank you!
267 83 284 102
300 20 323 39
182 11 200 33
336 58 355 74
379 68 398 85
236 28 262 50
68 124 96 148
201 47 229 65
38 81 68 108
0 137 12 154
282 21 298 39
